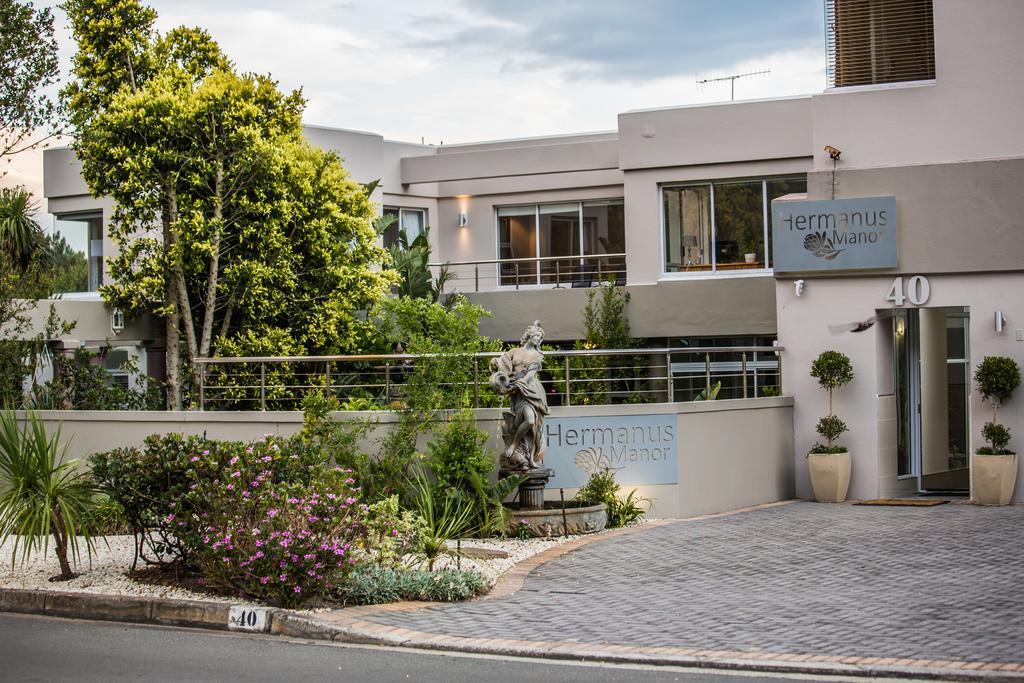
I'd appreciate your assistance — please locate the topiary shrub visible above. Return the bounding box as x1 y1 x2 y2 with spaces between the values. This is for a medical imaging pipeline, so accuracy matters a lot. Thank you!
974 356 1020 455
809 350 854 454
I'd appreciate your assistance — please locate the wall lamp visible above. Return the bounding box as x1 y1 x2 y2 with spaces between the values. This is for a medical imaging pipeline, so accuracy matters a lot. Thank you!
996 311 1006 333
794 279 805 297
458 212 469 228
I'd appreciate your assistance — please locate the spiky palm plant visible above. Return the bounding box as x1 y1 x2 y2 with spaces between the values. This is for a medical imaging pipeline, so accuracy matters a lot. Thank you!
0 187 49 274
0 411 99 580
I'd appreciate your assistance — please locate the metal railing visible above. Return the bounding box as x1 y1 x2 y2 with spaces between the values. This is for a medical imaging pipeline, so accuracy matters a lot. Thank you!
429 253 627 293
194 345 783 411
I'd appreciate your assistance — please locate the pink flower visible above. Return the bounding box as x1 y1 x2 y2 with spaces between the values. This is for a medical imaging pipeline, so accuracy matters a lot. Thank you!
190 456 199 462
260 576 270 584
267 509 278 518
293 586 302 593
226 484 234 491
230 456 239 465
231 471 241 478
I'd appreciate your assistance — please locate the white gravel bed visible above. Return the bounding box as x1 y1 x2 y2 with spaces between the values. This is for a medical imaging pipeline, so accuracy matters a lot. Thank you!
0 536 255 605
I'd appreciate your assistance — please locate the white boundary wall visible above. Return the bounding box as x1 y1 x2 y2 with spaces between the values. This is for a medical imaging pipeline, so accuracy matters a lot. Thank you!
15 397 793 519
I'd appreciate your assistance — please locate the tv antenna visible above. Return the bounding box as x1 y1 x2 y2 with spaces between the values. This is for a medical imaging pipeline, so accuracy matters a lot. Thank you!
696 69 771 101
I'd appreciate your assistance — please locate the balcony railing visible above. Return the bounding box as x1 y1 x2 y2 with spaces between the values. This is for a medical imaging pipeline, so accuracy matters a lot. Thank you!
429 253 626 293
194 345 782 411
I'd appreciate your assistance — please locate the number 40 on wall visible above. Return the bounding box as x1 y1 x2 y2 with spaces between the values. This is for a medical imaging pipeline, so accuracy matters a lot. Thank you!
886 275 931 306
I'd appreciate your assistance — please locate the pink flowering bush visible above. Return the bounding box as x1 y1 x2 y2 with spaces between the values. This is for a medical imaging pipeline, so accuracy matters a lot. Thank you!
174 435 369 607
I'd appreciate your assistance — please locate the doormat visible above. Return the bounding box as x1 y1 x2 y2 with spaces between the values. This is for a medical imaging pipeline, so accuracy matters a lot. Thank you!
854 498 949 507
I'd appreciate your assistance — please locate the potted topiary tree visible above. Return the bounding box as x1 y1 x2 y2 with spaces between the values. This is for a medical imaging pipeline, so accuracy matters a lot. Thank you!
807 350 854 502
972 356 1021 505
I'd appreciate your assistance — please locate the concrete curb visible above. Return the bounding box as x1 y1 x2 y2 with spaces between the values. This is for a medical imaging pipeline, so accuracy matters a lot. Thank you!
3 501 1022 681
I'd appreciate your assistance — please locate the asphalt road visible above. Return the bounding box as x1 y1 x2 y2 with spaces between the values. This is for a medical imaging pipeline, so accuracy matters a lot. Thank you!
0 613 853 683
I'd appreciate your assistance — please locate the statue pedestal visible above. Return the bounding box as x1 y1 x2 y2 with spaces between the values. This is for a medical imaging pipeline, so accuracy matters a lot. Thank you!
503 467 553 511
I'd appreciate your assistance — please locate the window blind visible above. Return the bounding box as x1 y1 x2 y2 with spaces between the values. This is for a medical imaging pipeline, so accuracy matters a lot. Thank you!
826 0 936 88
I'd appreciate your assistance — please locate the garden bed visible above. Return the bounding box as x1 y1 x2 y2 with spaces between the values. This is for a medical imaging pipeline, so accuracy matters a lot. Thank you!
0 532 592 608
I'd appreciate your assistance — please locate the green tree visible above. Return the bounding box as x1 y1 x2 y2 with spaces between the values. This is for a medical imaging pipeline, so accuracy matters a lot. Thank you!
0 0 61 165
63 0 396 408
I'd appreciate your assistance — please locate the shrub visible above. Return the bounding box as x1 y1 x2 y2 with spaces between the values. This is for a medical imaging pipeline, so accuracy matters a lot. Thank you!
0 411 100 580
809 350 854 453
974 356 1021 411
973 356 1020 455
182 464 368 608
90 434 207 565
979 422 1013 456
427 409 492 492
574 468 649 528
333 565 488 606
365 495 424 568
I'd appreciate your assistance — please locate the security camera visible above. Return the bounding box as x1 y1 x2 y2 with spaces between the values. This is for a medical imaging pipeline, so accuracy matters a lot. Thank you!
824 145 842 160
794 280 805 297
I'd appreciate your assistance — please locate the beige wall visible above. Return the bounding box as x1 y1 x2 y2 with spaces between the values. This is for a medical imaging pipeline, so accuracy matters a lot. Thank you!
809 1 1024 173
803 158 1024 276
402 134 618 184
777 273 1024 503
467 277 777 342
618 96 812 171
17 397 794 519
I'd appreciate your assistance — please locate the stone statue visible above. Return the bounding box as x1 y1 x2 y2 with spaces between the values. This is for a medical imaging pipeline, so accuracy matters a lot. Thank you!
489 320 549 473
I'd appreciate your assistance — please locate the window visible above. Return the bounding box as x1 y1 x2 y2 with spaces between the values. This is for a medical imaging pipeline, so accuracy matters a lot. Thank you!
827 0 935 88
663 177 806 274
51 213 103 293
382 207 426 248
496 200 625 286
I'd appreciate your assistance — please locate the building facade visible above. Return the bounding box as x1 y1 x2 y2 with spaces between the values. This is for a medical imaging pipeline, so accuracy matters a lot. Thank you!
35 0 1024 502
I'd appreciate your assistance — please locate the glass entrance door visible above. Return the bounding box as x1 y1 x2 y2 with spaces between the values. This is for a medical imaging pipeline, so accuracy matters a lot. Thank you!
894 307 970 493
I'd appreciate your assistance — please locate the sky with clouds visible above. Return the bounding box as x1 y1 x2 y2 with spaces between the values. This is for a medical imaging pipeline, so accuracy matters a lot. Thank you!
5 0 825 208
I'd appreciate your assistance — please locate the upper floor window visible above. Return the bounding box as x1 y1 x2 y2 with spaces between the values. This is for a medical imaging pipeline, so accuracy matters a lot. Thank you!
382 207 426 248
827 0 935 88
496 199 624 287
52 213 102 293
663 177 805 274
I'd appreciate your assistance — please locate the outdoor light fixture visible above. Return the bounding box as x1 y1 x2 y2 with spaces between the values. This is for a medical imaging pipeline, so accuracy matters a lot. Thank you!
996 311 1006 333
824 145 842 160
794 279 805 297
458 212 468 228
896 318 906 337
111 308 125 334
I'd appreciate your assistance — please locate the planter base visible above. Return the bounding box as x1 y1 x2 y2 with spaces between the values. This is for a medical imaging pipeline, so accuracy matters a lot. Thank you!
972 453 1018 506
505 502 607 537
808 451 852 503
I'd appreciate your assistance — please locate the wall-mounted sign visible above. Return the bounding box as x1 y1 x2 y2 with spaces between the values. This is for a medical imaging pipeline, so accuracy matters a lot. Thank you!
542 413 678 489
772 196 897 273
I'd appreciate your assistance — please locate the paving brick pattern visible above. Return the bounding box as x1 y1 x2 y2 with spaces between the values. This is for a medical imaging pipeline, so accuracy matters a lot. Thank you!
367 502 1024 662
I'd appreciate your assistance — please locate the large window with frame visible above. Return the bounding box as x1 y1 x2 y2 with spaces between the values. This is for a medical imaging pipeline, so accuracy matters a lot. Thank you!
663 176 806 274
51 213 103 293
382 206 426 249
497 199 624 287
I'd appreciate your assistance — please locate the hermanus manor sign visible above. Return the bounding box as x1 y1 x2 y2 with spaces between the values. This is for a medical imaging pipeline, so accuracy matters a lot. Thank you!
542 413 678 488
772 196 897 273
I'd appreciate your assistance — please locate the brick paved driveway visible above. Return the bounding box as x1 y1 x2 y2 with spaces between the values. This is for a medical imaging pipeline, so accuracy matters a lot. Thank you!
367 502 1024 663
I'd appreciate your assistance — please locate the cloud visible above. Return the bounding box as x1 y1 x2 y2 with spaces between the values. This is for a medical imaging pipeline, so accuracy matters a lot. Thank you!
413 0 823 82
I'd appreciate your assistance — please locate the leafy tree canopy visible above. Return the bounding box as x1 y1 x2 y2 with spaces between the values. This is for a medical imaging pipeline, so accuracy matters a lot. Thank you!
0 0 61 164
63 0 396 407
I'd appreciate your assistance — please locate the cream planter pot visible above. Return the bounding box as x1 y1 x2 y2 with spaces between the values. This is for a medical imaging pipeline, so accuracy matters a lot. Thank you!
808 451 852 503
972 453 1018 506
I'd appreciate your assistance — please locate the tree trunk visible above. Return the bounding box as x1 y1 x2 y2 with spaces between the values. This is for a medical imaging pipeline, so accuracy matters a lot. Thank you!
50 507 74 580
199 153 224 357
163 185 183 410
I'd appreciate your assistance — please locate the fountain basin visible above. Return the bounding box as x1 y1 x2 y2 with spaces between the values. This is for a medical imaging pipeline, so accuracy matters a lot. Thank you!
505 501 607 537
